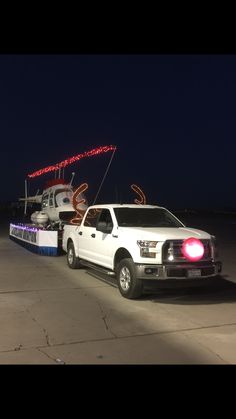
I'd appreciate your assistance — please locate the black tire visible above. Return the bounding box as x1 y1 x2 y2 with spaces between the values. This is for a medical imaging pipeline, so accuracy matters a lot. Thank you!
67 242 81 269
116 258 143 299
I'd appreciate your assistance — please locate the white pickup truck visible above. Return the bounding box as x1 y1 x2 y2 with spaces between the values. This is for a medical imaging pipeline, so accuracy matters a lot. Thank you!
62 204 222 299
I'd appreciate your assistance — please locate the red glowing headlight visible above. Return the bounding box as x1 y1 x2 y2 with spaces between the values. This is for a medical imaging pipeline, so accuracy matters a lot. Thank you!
182 238 204 261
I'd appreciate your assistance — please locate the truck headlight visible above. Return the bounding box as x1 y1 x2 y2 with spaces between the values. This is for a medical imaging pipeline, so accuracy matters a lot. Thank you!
137 240 158 258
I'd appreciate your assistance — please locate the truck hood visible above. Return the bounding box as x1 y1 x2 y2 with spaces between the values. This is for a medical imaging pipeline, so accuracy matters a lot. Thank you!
118 226 211 241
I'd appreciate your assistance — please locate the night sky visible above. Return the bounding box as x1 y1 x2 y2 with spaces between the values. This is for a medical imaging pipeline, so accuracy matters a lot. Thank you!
0 54 236 210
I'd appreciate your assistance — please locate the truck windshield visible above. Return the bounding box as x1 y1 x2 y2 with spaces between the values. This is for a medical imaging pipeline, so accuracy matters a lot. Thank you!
114 207 184 228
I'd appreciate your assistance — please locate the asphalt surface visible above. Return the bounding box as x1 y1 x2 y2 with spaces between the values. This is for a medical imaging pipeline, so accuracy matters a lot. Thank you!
1 212 236 364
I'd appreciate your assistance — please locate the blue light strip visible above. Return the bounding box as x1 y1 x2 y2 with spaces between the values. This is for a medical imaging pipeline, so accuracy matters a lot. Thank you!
10 223 41 232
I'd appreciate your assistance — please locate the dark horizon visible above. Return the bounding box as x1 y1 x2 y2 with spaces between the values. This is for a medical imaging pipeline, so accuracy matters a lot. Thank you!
1 54 235 210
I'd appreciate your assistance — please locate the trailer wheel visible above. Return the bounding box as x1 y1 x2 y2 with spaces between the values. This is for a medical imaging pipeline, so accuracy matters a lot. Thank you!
116 258 143 299
67 242 81 269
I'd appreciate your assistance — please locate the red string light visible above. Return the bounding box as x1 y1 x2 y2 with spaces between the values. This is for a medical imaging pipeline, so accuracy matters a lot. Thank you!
28 145 117 178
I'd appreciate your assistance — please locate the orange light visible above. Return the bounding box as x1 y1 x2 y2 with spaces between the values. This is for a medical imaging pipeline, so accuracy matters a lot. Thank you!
70 183 88 225
131 184 146 205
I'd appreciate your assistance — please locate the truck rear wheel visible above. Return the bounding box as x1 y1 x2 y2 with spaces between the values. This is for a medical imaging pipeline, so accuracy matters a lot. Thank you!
116 258 143 299
67 242 81 269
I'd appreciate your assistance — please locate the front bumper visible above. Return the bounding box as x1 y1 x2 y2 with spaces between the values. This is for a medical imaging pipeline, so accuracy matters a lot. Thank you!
135 261 222 280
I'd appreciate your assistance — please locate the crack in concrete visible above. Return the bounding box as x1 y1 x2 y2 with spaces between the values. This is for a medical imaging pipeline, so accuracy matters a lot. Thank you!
37 347 65 364
33 317 52 346
31 321 236 351
43 328 51 346
96 300 117 338
20 291 53 347
14 344 23 351
181 331 230 364
0 320 234 364
1 319 236 357
25 308 52 347
0 285 108 295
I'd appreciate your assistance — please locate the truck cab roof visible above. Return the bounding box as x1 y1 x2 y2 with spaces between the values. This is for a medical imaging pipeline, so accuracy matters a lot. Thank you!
87 204 164 210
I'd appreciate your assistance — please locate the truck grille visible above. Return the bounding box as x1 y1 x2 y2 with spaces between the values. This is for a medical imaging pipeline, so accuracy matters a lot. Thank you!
162 239 212 263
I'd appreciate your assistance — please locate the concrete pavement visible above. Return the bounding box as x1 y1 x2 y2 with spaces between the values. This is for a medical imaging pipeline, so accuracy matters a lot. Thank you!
1 217 236 364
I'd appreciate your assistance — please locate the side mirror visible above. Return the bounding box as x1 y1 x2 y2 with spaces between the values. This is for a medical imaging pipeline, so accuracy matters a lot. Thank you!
96 221 113 234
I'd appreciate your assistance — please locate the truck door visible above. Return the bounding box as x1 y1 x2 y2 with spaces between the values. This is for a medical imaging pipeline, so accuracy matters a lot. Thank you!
94 209 117 268
77 208 102 261
79 208 117 269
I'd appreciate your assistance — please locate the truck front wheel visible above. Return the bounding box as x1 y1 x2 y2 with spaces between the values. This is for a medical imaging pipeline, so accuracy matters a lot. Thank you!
67 242 81 269
116 258 143 299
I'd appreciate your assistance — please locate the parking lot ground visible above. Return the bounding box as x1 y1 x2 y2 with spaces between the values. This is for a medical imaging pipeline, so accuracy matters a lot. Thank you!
1 215 236 364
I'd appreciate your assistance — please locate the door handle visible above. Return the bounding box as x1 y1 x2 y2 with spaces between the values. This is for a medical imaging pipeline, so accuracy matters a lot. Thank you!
79 231 82 235
91 233 96 238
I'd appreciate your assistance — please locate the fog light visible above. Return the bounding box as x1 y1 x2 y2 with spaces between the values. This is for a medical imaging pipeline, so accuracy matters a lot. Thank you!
145 268 158 275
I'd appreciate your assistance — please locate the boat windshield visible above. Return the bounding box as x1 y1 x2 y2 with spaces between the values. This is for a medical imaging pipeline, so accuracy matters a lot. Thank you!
55 189 73 207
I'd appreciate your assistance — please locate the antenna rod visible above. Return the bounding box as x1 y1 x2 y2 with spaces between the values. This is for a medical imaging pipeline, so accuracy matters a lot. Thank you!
92 147 117 205
70 172 75 186
24 179 28 215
